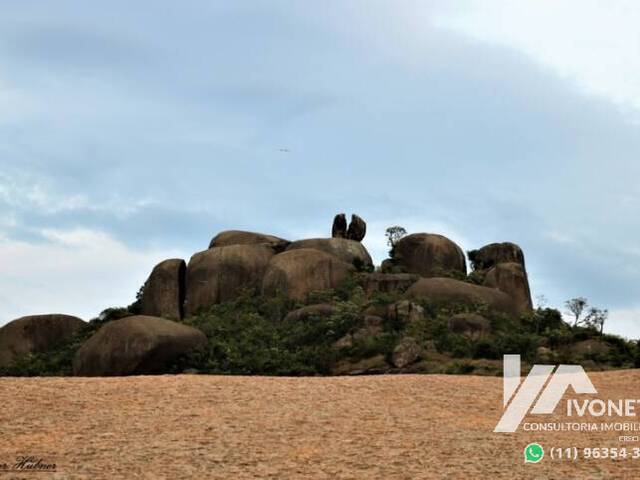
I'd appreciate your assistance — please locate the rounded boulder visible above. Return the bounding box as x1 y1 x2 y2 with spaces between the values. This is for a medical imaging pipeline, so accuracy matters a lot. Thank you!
0 314 86 367
393 233 466 277
404 277 517 317
285 238 373 269
468 242 525 270
73 315 207 376
208 230 290 252
185 244 274 316
262 249 355 301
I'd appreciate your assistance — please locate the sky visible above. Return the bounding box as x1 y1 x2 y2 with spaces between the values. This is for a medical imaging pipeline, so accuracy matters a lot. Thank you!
1 1 639 338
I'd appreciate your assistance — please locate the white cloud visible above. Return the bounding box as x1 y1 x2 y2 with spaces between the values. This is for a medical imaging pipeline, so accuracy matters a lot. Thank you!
433 0 640 114
605 307 640 340
0 228 186 325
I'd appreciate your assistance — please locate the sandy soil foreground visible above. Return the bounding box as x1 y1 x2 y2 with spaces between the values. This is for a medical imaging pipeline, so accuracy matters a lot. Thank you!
1 371 639 479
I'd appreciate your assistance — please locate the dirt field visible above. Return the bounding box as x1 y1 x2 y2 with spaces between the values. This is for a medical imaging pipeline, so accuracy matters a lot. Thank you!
1 370 639 479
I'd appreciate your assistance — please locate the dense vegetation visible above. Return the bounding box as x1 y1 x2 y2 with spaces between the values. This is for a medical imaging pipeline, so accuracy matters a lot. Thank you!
2 275 639 377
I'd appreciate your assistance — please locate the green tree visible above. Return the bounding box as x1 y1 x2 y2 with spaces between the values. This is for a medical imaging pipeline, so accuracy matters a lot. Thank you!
565 297 588 326
584 307 608 334
385 226 407 257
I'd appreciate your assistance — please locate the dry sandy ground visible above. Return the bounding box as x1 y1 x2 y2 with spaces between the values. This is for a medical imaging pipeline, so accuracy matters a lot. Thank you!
1 371 639 479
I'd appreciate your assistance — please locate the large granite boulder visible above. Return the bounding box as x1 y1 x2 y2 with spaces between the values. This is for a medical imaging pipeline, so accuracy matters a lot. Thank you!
208 230 289 252
360 273 419 295
139 259 186 321
285 238 373 269
404 277 518 316
73 315 207 376
0 314 86 367
468 242 525 270
391 233 466 277
185 244 274 316
262 249 355 301
283 304 338 323
332 214 347 238
483 262 532 313
346 214 366 242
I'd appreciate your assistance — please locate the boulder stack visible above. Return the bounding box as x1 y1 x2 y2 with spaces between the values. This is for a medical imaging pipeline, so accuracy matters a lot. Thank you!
468 242 532 313
468 242 525 270
331 213 366 242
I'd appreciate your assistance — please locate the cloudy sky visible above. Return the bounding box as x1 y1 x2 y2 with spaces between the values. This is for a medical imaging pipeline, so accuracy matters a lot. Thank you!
1 1 639 337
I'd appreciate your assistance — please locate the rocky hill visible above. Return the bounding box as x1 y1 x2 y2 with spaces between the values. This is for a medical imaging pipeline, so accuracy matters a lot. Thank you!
0 214 638 376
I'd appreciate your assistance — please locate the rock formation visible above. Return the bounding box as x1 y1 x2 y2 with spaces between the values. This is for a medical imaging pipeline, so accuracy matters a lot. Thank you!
384 233 467 277
209 230 290 253
483 262 532 313
285 238 373 269
468 242 525 270
1 220 546 377
0 314 86 368
404 277 518 317
468 242 532 313
73 315 207 376
262 248 355 301
331 214 347 238
346 214 366 242
184 244 274 316
139 259 186 321
332 213 366 242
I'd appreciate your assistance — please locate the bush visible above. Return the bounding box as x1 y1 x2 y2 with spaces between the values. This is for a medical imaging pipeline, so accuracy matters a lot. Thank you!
179 291 365 375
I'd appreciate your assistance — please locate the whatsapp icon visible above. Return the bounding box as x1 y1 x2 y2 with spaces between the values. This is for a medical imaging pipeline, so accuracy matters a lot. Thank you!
524 443 544 464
